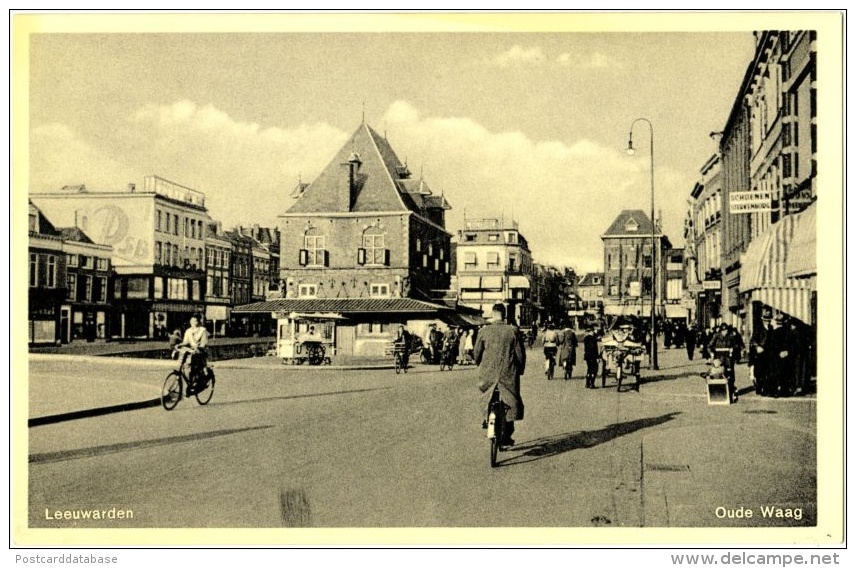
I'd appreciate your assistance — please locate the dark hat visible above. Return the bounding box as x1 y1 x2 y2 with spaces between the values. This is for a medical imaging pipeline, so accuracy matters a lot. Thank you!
761 308 773 320
718 323 729 331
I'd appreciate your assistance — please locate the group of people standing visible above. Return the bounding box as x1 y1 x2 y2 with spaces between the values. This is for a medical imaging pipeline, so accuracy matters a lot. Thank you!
748 309 810 398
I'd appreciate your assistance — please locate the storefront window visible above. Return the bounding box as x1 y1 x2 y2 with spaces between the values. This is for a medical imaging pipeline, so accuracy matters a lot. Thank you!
127 277 150 299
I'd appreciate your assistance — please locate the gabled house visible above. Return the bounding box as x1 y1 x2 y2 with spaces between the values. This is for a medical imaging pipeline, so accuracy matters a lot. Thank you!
233 121 483 357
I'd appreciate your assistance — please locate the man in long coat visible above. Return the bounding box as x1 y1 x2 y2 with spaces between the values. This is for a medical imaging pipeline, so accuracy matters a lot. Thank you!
557 327 578 380
475 303 526 446
749 309 774 396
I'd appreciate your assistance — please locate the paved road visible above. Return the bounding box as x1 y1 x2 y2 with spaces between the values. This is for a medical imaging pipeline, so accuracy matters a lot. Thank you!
27 348 816 529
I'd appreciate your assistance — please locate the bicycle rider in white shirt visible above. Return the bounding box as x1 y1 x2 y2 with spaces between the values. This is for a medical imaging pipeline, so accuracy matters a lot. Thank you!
175 313 209 392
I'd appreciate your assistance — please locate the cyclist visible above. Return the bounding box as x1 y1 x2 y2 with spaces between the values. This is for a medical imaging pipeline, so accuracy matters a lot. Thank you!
174 313 209 395
475 304 526 447
541 322 562 378
441 326 459 366
392 324 412 369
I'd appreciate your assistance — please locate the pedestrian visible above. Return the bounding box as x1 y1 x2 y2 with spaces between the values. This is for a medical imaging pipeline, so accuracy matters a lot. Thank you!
767 313 795 397
708 323 739 403
475 304 526 447
583 327 600 388
456 328 467 365
685 323 697 361
463 329 475 364
557 326 578 380
748 309 774 396
393 324 412 370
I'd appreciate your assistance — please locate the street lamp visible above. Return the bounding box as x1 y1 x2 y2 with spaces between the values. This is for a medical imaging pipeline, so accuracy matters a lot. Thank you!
626 118 658 370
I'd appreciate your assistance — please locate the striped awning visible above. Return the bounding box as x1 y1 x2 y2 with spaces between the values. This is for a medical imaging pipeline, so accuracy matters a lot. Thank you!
739 210 815 324
785 202 816 279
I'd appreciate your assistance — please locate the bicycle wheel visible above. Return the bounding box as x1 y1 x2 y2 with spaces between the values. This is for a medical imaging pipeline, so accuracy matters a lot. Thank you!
394 353 402 374
488 411 499 468
161 371 182 410
195 370 215 405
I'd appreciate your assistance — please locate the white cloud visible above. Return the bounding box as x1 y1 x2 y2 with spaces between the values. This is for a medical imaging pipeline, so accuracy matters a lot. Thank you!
382 101 686 272
30 123 135 192
31 103 351 229
493 45 547 67
588 52 625 70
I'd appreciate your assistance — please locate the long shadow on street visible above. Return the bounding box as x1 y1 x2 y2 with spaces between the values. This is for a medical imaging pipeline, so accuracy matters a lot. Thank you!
496 412 681 467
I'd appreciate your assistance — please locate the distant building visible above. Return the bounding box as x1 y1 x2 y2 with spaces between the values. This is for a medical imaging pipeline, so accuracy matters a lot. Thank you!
455 217 533 325
686 154 724 330
28 202 113 344
31 176 207 338
577 272 605 315
600 209 671 321
204 221 232 337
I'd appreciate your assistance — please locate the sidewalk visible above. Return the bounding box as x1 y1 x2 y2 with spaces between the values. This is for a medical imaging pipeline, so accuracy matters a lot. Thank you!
28 335 274 357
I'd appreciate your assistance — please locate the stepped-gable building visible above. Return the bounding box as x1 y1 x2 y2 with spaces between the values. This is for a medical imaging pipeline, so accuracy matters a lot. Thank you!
233 121 484 357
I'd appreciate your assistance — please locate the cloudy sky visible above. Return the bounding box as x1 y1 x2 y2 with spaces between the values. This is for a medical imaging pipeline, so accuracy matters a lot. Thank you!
26 15 759 272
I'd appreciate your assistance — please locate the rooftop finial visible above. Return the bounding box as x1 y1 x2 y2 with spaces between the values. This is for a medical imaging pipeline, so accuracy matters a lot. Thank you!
362 101 366 124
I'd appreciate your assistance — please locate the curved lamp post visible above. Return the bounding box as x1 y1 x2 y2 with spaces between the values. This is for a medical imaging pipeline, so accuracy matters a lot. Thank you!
626 118 659 370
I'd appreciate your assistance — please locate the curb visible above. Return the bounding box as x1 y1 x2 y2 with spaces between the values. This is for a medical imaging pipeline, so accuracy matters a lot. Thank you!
29 398 163 427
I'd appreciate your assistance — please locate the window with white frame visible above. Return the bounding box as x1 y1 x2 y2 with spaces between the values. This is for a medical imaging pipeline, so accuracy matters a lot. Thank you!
154 277 164 299
81 255 92 269
488 233 499 242
67 274 77 299
370 283 390 297
464 252 477 269
46 255 56 287
486 252 500 269
29 254 37 287
67 254 79 267
360 230 386 265
96 258 108 271
302 230 326 266
298 283 317 298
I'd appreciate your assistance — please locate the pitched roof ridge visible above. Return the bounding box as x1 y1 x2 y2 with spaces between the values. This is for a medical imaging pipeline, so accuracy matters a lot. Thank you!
362 122 410 212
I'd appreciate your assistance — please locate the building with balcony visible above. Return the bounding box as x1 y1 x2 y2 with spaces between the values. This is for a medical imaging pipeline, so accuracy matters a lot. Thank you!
455 217 533 325
30 176 208 339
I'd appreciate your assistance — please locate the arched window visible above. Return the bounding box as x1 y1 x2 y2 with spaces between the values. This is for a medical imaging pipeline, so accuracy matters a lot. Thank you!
300 227 327 267
358 226 388 266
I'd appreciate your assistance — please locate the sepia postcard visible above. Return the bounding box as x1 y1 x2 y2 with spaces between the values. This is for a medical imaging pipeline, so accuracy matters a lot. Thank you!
10 10 845 548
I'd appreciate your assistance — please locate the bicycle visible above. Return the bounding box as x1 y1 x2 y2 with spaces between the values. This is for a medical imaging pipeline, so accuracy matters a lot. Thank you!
162 349 216 410
439 342 456 371
544 349 557 380
486 388 508 468
391 343 408 374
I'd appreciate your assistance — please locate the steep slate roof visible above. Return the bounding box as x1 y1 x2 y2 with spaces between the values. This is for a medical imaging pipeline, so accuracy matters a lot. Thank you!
577 272 605 286
286 122 450 216
602 210 657 237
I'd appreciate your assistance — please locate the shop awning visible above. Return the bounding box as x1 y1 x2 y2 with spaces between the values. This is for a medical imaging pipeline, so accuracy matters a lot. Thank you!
441 311 489 328
481 275 503 290
458 276 481 289
738 210 814 324
665 304 688 319
508 275 531 289
785 202 816 279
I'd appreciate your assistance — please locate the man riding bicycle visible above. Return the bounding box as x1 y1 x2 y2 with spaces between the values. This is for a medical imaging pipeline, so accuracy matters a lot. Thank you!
475 304 526 447
174 313 209 395
392 324 412 369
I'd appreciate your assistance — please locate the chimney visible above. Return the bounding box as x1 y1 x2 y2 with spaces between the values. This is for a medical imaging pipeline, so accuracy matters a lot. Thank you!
128 183 136 193
338 152 362 212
